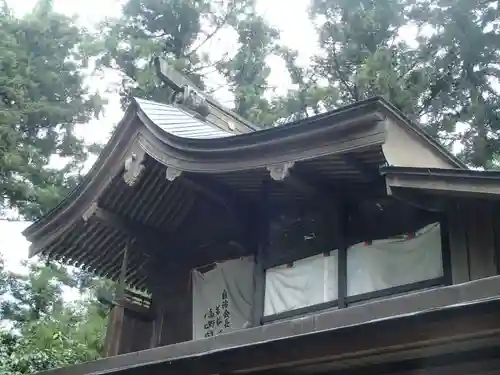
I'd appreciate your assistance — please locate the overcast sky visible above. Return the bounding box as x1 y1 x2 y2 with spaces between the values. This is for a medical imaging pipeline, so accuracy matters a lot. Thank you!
1 0 317 272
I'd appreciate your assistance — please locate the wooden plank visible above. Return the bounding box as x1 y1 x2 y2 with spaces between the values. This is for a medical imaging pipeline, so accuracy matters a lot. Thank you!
154 267 193 345
102 305 125 357
33 276 500 375
252 178 270 326
385 174 500 198
341 153 380 181
440 214 452 285
448 203 470 284
466 202 497 280
492 203 500 275
335 200 347 309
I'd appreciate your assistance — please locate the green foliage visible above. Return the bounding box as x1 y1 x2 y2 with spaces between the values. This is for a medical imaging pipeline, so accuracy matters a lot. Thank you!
273 0 500 167
408 0 500 166
2 0 500 373
216 11 280 124
0 0 105 219
0 257 110 374
98 0 281 125
98 0 253 106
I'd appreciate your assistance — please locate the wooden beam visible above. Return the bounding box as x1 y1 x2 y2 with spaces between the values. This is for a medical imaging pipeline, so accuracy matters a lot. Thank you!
286 174 320 197
448 203 470 284
116 240 130 299
341 153 380 181
179 175 235 212
87 206 175 249
266 162 323 198
251 178 270 326
182 172 255 231
260 347 500 375
385 173 500 199
89 204 250 272
388 188 447 212
32 276 500 375
335 200 347 308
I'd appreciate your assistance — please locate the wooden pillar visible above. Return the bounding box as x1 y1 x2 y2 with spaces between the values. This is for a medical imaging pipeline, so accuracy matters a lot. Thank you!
326 197 348 309
493 203 500 275
440 213 452 285
150 265 193 346
160 269 193 345
466 201 496 280
337 201 348 309
103 240 129 357
251 178 270 326
448 203 470 284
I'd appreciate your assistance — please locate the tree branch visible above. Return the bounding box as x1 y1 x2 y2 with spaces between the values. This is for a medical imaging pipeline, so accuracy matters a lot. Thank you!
186 2 238 58
331 47 359 101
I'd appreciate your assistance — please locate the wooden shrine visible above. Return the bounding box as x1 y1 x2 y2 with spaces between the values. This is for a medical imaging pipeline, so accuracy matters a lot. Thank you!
23 58 500 375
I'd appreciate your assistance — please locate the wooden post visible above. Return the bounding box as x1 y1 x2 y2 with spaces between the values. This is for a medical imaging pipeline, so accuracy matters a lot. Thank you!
251 178 270 326
103 239 130 357
334 200 347 309
440 213 452 285
466 201 497 280
448 202 470 284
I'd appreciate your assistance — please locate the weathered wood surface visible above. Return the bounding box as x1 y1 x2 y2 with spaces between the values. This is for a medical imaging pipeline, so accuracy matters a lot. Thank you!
447 201 499 283
36 275 500 375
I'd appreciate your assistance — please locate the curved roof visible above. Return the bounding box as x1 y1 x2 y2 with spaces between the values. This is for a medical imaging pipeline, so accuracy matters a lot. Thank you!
134 98 233 139
22 96 466 291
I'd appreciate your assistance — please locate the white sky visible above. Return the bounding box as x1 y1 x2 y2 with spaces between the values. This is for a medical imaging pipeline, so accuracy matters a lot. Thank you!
1 0 316 273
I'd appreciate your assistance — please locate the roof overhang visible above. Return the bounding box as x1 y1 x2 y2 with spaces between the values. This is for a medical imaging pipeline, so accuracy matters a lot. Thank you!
23 97 389 239
21 97 467 289
32 275 500 375
382 166 500 200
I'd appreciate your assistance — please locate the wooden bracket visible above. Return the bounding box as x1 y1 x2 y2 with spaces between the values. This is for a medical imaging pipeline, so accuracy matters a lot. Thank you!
166 166 182 182
266 162 295 181
123 146 146 187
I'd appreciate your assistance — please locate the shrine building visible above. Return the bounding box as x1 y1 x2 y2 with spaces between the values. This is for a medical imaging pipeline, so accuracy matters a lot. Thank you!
23 58 500 375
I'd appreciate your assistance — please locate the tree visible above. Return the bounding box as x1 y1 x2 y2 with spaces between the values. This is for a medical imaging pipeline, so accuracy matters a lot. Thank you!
216 12 280 124
0 0 105 220
0 258 110 374
408 0 500 167
98 0 281 125
277 0 500 167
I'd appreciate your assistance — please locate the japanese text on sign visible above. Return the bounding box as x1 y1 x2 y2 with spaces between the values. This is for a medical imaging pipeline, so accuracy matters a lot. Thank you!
203 289 231 337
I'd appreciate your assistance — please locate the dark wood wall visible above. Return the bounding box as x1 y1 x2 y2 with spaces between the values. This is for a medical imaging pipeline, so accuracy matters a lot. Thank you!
448 200 500 283
104 198 500 358
103 301 154 357
103 268 193 357
153 268 193 346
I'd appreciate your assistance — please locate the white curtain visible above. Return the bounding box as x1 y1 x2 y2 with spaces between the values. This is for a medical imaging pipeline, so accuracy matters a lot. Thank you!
264 251 338 316
347 223 443 297
192 257 255 339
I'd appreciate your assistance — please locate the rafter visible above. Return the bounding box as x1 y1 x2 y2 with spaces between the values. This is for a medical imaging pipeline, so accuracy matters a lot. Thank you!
341 153 380 181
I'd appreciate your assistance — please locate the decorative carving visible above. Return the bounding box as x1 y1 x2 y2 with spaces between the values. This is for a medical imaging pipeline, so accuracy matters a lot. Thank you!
166 166 182 181
267 162 295 181
123 149 145 186
173 85 210 120
82 202 98 222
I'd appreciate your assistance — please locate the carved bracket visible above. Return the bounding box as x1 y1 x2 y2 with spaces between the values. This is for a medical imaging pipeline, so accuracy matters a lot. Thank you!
123 147 146 187
266 162 295 181
166 166 182 182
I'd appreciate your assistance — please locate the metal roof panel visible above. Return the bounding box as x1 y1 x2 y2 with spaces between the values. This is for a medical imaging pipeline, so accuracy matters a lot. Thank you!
134 98 233 139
